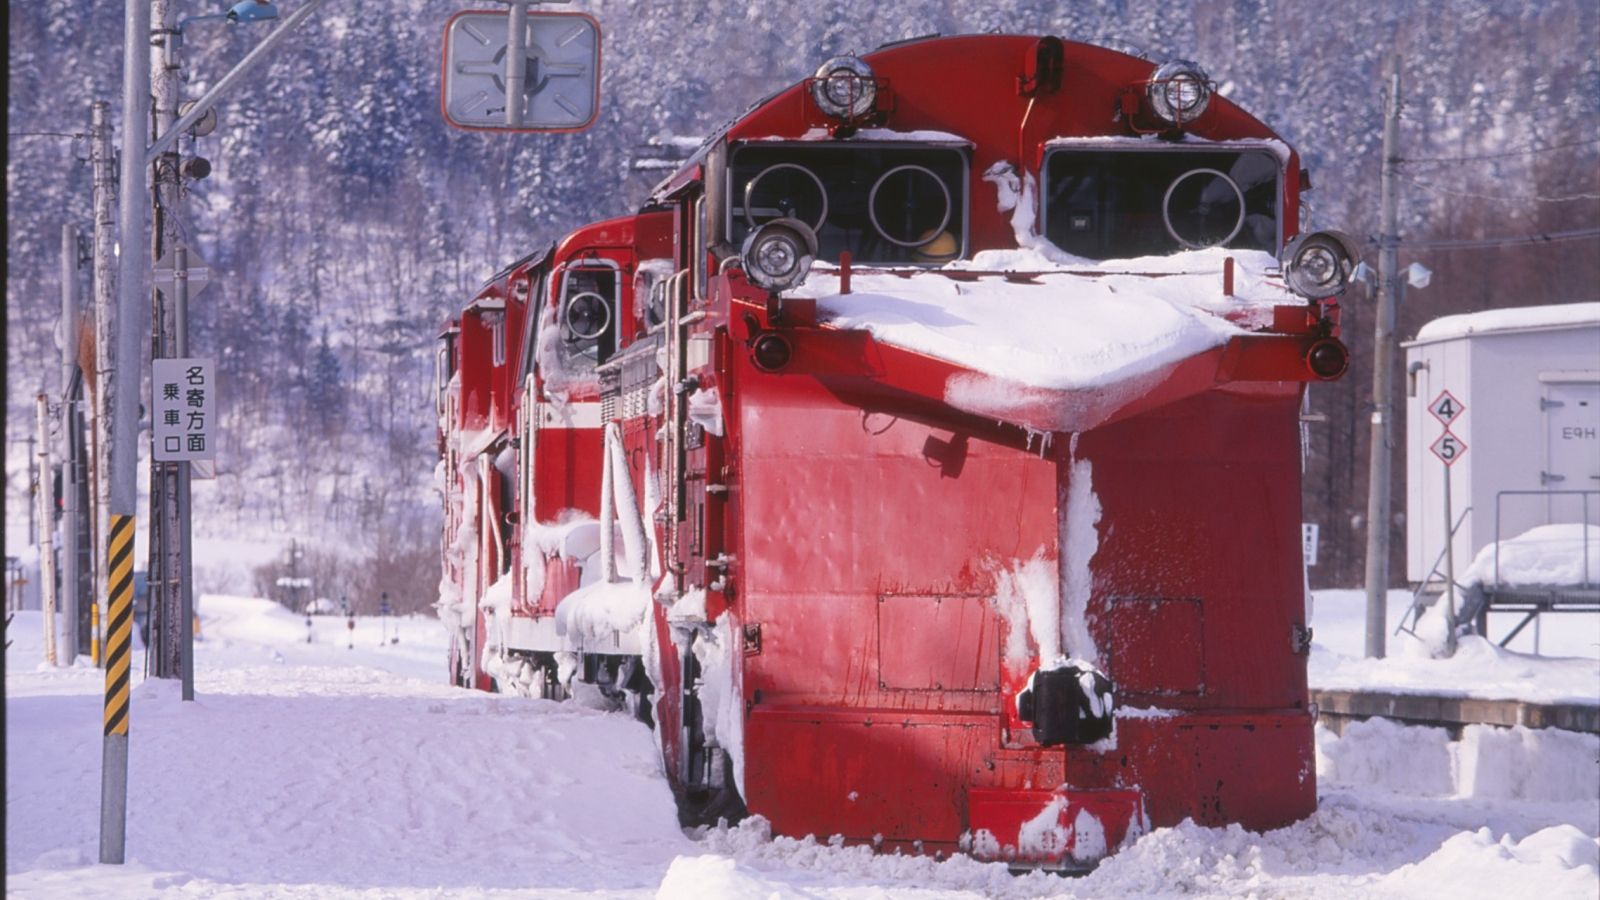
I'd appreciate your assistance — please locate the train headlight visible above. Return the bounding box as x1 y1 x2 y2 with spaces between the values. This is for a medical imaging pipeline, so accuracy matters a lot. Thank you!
1148 60 1212 125
564 291 612 339
740 217 818 293
810 55 877 120
1281 229 1362 300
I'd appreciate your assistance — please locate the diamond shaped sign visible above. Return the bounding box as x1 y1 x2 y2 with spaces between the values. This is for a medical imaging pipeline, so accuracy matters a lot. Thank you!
1428 390 1464 426
1429 430 1467 466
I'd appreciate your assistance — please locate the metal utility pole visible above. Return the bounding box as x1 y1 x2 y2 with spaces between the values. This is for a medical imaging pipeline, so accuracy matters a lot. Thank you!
90 99 117 662
1363 53 1403 659
61 225 82 662
101 0 150 866
36 394 60 667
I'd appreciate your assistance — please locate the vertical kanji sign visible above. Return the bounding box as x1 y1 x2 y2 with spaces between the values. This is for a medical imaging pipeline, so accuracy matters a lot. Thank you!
152 358 216 462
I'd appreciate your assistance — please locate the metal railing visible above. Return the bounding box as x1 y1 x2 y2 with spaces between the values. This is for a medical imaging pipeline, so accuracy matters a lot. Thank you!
1492 489 1598 591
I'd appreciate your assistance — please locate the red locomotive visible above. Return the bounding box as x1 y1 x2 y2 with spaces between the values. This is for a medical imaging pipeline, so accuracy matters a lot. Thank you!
438 34 1357 869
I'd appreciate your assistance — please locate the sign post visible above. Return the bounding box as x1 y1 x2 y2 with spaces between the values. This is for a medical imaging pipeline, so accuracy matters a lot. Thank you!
1428 391 1468 655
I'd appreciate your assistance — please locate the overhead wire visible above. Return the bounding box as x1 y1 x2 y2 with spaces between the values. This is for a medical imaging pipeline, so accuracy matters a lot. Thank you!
1400 174 1600 204
1397 228 1600 250
1402 137 1600 163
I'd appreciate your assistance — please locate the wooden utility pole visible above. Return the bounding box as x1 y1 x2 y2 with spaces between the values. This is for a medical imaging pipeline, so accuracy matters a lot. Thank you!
90 100 117 668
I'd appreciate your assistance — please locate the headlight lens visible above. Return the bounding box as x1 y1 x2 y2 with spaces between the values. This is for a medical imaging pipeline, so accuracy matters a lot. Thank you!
564 291 612 339
1148 60 1212 125
740 217 818 292
1281 230 1362 300
810 55 877 120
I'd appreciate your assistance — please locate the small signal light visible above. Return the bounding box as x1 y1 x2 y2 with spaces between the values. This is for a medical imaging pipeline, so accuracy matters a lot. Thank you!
751 334 793 372
1306 339 1349 380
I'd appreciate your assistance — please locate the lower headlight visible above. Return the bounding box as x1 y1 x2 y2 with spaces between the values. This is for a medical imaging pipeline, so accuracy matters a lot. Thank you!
1282 229 1362 300
740 217 818 293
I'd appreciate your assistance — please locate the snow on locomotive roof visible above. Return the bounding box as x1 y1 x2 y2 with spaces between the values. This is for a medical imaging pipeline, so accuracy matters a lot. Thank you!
771 127 973 145
1408 302 1600 345
791 247 1291 393
1044 134 1293 163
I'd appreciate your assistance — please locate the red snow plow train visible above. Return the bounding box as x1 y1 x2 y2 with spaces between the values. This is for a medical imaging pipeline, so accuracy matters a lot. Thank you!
438 34 1355 870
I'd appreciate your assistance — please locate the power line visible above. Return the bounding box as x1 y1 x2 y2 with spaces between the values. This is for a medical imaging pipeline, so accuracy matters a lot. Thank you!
1402 174 1600 204
1401 228 1600 250
1402 137 1600 163
8 131 85 139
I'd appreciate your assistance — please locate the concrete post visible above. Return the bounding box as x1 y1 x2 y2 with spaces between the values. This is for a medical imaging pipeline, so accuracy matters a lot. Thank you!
1362 53 1402 659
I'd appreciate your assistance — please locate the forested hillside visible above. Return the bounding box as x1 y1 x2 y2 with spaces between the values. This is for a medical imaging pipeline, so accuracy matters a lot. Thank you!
7 0 1597 602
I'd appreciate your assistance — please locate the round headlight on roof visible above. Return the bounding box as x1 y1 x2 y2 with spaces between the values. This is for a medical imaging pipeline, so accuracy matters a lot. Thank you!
1281 230 1363 300
740 217 819 293
1148 60 1213 125
810 55 877 121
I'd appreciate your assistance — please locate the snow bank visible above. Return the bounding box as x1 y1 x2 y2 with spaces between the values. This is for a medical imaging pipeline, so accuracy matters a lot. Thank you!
1316 719 1458 796
1461 523 1600 589
1458 723 1600 804
1413 301 1600 342
1310 634 1600 705
1318 718 1600 806
1381 825 1599 898
9 599 1600 898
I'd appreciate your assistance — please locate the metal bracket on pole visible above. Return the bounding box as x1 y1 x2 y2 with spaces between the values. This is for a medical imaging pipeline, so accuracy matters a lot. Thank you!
505 2 527 128
145 0 328 164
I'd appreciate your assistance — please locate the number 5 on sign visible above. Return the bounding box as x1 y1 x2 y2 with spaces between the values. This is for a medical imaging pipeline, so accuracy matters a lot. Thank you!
1429 431 1467 466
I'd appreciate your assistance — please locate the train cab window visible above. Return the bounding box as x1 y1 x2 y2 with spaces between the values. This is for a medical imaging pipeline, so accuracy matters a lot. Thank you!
486 312 507 367
727 144 968 265
517 272 545 385
434 332 457 419
1042 148 1280 260
558 262 620 368
694 198 709 299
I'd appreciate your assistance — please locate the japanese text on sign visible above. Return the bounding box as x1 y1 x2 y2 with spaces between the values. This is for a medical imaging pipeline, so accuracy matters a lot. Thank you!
152 358 216 462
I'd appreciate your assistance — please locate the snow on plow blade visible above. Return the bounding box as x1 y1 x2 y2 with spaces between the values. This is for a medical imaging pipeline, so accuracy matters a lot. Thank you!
966 787 1147 870
792 250 1331 433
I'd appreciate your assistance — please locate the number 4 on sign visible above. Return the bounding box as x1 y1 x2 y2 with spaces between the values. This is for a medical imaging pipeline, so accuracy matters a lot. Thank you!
1430 431 1467 466
1429 390 1464 426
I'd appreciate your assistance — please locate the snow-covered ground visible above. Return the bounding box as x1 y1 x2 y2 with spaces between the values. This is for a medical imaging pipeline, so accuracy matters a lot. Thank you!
7 591 1598 898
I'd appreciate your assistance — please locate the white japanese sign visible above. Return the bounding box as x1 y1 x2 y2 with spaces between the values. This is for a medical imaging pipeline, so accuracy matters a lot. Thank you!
152 358 216 462
1301 523 1319 567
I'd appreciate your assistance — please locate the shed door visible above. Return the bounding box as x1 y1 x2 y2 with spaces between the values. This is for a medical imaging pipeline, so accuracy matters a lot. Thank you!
1543 379 1600 522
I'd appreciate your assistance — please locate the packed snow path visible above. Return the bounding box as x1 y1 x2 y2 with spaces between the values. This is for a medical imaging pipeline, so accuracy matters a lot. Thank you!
7 595 1597 898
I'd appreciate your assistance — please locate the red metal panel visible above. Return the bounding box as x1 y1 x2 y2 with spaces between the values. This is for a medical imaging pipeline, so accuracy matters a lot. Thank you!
1104 598 1204 697
877 594 1000 693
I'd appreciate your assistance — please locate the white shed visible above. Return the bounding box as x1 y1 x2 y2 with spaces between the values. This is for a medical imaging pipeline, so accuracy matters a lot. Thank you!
1404 303 1600 587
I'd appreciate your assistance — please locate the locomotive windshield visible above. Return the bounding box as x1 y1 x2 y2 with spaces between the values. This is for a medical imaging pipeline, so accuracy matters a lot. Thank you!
1042 148 1280 260
728 144 968 265
558 263 619 367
